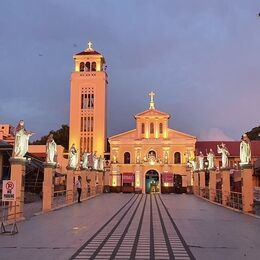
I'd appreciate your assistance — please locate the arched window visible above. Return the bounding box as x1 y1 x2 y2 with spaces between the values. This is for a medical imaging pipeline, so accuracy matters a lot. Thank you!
91 62 96 71
150 123 154 134
79 62 85 72
174 152 181 164
124 152 131 164
159 123 163 134
148 150 156 158
85 62 90 71
141 123 145 134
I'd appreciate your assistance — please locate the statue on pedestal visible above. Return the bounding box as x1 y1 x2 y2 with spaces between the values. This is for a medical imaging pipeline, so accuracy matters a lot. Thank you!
93 151 99 170
98 156 104 171
217 143 230 168
198 151 204 170
163 151 168 164
46 134 57 164
136 151 141 164
240 134 251 165
207 149 215 169
68 144 78 169
188 150 197 171
13 120 34 158
82 151 91 169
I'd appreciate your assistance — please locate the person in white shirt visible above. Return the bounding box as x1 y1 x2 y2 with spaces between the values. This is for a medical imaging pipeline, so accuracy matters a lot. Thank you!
76 176 82 203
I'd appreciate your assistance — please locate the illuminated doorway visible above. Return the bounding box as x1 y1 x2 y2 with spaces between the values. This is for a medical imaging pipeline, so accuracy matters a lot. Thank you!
145 170 159 193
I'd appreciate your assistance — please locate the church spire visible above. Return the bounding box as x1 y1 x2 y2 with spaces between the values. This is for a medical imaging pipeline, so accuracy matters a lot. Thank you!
149 91 155 110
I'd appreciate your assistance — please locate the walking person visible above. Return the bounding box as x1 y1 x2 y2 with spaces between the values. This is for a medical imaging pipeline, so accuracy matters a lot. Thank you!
76 176 82 203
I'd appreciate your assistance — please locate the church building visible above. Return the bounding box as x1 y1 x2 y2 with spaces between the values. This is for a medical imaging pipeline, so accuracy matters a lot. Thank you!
109 93 197 194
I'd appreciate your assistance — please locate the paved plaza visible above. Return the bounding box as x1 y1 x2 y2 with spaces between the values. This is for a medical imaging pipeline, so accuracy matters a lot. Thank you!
1 194 260 260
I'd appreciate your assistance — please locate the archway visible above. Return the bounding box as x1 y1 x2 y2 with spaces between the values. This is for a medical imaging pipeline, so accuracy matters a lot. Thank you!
145 170 159 193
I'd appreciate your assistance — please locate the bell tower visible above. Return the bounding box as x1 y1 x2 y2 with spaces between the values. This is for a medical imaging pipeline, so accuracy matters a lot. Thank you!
69 41 107 157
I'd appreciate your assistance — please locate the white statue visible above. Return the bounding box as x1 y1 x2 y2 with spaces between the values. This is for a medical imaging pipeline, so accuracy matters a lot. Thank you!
93 151 99 170
164 151 168 164
82 151 91 169
68 144 78 168
98 156 104 171
136 151 141 164
198 151 204 170
191 160 197 171
240 134 251 165
207 149 215 169
13 120 34 158
46 134 57 164
217 143 230 168
187 151 197 171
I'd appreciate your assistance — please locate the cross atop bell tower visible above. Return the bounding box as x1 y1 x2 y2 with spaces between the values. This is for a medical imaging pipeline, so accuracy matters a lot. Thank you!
149 91 155 110
85 41 94 51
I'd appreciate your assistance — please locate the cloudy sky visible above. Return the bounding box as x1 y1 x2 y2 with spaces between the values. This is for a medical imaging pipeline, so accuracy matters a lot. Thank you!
0 0 259 141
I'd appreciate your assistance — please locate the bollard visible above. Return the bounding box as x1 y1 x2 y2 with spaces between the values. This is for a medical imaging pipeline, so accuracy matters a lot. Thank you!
241 166 253 213
221 169 230 206
42 163 55 212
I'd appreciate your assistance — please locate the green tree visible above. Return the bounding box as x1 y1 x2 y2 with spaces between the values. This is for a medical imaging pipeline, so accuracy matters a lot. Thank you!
32 125 69 151
246 126 260 141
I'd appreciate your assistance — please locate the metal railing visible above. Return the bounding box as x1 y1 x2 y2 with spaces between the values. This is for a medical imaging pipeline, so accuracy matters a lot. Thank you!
51 185 103 209
203 187 210 199
215 189 222 204
0 200 21 234
228 191 243 211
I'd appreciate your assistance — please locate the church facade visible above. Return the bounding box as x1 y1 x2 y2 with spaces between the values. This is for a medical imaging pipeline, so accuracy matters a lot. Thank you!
109 93 197 194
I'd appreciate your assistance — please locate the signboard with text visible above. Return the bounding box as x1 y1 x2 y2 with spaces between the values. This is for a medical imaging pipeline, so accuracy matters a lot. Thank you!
2 180 16 202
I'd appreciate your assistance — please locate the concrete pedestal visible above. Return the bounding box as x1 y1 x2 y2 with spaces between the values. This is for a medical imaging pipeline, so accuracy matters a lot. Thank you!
8 158 26 220
241 166 253 213
42 163 55 212
199 171 205 197
221 169 230 206
193 171 199 195
209 171 217 201
80 170 87 199
66 169 75 204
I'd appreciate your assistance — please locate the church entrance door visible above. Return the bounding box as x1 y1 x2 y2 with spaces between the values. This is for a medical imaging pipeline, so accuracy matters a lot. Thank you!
145 170 159 193
173 174 182 193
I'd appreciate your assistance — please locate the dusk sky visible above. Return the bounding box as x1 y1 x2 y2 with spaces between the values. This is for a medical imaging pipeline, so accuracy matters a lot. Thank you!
0 1 260 141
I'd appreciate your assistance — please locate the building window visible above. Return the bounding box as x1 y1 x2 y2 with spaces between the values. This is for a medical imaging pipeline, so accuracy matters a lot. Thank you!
148 150 156 158
150 123 154 134
85 62 90 71
174 152 181 164
81 93 94 109
124 152 131 164
159 123 163 134
80 62 85 72
91 62 96 71
141 123 145 134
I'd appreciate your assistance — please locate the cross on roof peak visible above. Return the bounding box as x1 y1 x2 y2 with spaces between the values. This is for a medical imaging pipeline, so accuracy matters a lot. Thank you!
86 41 94 51
149 91 155 110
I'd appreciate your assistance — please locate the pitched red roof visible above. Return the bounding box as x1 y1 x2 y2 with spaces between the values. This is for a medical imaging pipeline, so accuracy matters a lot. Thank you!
75 50 101 56
195 141 260 157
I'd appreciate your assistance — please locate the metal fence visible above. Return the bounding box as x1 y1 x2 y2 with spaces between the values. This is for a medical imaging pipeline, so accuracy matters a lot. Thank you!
215 189 222 204
51 185 103 209
203 187 210 200
228 191 243 210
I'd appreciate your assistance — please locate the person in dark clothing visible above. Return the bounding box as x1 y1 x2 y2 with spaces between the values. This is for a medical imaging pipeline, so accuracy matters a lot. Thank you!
76 176 82 203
